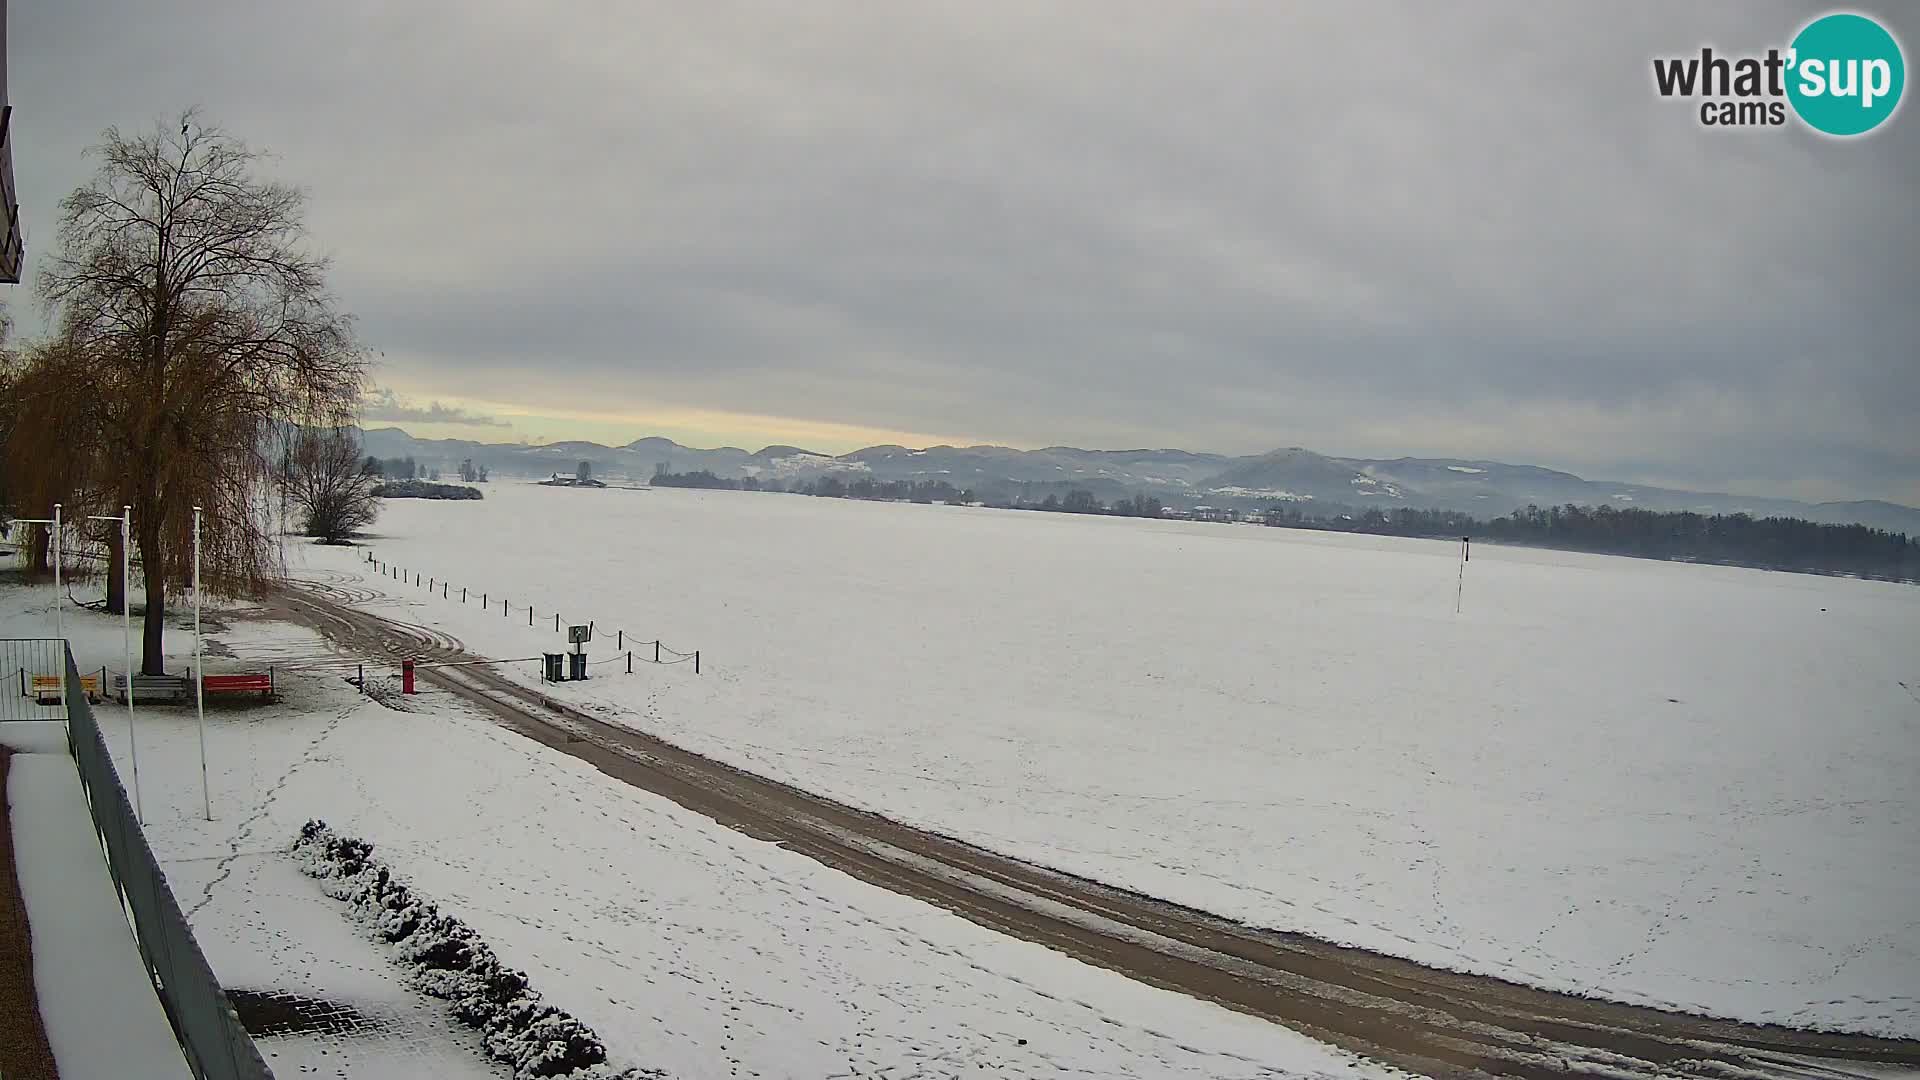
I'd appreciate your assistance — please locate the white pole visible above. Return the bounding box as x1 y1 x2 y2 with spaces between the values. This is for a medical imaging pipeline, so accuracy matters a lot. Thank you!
16 510 68 714
86 509 141 821
54 504 65 714
52 504 63 647
194 507 210 821
1454 537 1467 615
123 507 142 824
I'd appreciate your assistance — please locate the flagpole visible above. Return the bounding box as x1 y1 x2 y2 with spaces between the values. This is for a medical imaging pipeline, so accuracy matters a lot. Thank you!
122 507 141 823
15 508 68 711
86 508 140 821
51 504 63 647
1454 535 1468 615
53 505 64 712
194 506 210 821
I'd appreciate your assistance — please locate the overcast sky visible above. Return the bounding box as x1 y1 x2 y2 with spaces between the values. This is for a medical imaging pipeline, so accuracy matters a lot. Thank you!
10 2 1917 503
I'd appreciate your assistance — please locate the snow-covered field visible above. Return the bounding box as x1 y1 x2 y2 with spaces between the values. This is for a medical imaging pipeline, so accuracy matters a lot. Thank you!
0 585 1384 1079
296 483 1920 1037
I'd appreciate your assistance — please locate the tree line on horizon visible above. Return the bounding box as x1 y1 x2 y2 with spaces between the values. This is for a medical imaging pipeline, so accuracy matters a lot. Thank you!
649 469 1919 582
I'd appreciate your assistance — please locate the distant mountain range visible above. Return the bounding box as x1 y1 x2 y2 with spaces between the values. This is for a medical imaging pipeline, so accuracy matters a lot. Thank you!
357 427 1920 533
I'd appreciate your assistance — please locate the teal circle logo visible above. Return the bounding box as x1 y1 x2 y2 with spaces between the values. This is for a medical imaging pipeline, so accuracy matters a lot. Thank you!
1787 12 1905 136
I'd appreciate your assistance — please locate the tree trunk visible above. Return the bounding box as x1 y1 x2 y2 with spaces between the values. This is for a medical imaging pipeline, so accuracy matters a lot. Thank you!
28 528 50 577
105 529 126 614
137 515 167 675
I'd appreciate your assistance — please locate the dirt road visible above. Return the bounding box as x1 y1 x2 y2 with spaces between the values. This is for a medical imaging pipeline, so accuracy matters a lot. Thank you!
273 576 1920 1080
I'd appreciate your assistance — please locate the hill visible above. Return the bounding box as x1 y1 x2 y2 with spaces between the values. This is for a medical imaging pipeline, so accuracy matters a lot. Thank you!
352 428 1920 533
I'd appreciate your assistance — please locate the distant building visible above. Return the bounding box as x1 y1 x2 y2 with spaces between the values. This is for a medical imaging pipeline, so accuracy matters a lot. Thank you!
540 472 607 489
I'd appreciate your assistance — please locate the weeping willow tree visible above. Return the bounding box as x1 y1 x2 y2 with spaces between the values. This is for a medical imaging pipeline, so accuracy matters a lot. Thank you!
1 336 116 583
36 111 368 674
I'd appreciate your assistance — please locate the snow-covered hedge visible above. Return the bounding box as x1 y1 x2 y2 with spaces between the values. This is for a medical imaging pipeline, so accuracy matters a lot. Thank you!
292 820 662 1079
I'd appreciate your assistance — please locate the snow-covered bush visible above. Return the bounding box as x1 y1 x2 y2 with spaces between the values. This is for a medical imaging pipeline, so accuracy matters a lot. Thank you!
293 820 664 1079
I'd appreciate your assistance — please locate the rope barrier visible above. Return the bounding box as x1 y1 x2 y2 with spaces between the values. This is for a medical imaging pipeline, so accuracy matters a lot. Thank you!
410 655 542 670
358 554 702 673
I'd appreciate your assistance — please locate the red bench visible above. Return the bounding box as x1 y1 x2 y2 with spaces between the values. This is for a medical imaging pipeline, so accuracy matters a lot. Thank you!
201 672 275 700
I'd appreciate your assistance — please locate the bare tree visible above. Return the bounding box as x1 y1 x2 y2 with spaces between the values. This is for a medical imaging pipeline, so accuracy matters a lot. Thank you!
289 427 380 543
40 111 367 673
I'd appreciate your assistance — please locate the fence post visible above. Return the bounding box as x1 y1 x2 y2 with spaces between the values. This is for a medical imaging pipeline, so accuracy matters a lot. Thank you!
627 651 632 674
555 613 560 632
617 629 623 649
695 650 701 675
443 582 448 599
462 587 467 603
654 640 661 663
358 663 364 693
529 607 534 626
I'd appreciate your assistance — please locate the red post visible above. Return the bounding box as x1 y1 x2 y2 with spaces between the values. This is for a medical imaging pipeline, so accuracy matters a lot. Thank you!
402 658 416 695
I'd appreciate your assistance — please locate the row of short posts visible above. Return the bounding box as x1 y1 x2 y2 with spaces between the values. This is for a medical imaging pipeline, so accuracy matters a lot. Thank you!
364 553 701 685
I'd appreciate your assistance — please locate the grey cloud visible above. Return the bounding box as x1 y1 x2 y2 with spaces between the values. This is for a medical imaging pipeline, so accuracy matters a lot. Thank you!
359 386 510 429
10 0 1917 503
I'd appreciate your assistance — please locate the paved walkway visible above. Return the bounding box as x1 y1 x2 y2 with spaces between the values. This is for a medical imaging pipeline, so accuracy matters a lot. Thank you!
0 746 60 1079
2 722 191 1080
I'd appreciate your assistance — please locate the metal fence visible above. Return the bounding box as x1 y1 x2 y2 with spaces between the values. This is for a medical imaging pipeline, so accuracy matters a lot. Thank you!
62 647 276 1080
0 637 73 721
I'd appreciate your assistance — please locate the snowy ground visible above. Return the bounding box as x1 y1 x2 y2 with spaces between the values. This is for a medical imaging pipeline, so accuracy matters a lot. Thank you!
295 483 1920 1037
0 583 1388 1079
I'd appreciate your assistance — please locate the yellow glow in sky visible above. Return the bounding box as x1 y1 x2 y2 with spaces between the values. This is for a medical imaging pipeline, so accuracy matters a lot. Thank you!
365 388 985 454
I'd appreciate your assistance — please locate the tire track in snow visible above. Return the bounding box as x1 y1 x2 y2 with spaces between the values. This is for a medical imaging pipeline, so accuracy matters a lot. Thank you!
269 581 1920 1080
